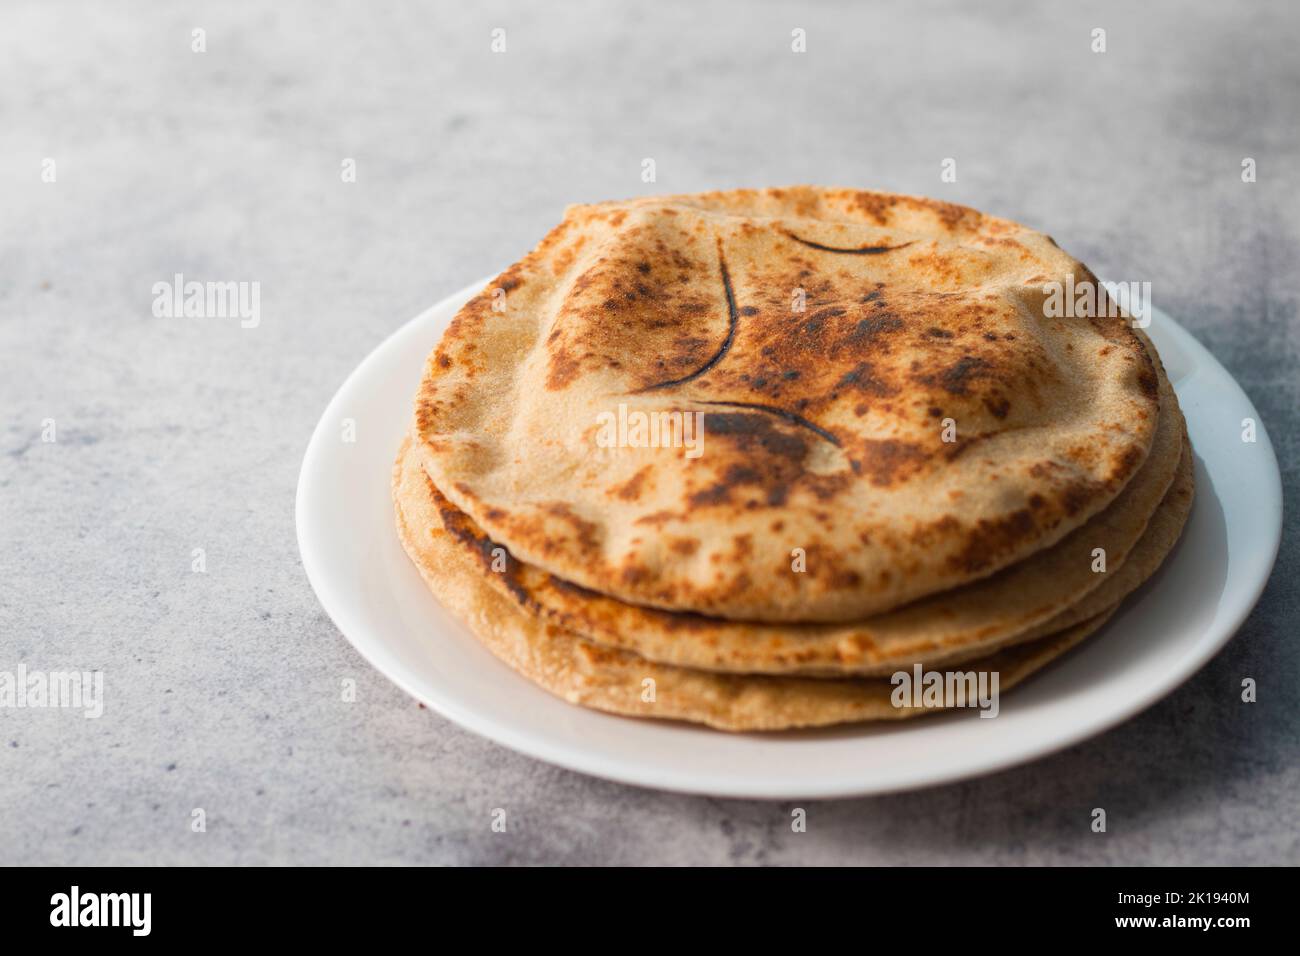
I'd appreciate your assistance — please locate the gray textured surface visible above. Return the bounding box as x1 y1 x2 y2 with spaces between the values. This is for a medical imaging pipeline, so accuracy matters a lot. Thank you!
1 0 1296 865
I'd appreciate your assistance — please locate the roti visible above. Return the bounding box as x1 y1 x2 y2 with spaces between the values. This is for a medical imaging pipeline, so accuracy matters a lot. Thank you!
401 426 1188 677
412 187 1160 621
393 445 1119 731
397 337 1184 676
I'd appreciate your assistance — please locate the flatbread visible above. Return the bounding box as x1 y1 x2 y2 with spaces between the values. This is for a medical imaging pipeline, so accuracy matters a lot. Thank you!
393 444 1119 731
997 435 1193 644
403 430 1188 678
413 187 1160 622
397 352 1183 676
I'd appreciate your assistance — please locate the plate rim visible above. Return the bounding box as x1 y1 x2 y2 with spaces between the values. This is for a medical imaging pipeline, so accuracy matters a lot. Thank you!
296 278 1283 799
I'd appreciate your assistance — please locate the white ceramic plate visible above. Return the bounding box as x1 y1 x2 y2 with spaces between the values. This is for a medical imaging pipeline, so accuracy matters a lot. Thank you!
296 279 1282 799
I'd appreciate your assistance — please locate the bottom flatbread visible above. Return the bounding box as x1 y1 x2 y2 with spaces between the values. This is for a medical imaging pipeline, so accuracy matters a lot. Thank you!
394 447 1119 732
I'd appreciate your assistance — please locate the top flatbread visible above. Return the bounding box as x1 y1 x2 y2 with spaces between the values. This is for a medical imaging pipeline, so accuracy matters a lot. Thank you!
413 187 1160 621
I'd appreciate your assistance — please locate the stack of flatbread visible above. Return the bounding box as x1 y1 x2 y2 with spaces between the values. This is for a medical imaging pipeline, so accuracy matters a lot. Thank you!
394 187 1193 731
